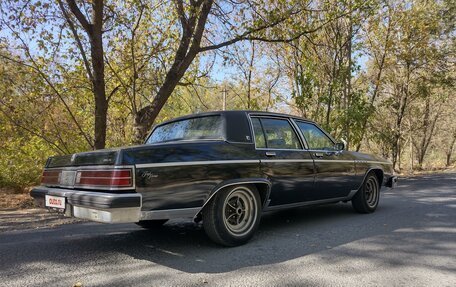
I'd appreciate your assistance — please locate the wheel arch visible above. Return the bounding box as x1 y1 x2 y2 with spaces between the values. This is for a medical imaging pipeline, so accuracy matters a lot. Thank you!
195 178 272 219
360 167 384 189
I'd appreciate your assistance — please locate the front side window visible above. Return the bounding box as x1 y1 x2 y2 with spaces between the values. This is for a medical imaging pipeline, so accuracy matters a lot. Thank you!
252 117 301 149
147 116 223 143
296 121 334 150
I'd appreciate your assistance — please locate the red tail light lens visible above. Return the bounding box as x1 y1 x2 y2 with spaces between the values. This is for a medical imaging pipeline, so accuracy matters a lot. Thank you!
75 169 133 188
41 170 61 185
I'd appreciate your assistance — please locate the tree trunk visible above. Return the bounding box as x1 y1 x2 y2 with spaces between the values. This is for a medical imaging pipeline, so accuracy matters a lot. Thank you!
134 67 187 141
325 54 338 129
91 28 108 150
133 0 214 143
64 0 108 149
446 133 456 166
90 1 107 149
345 9 353 150
416 97 441 169
247 41 255 109
356 9 392 152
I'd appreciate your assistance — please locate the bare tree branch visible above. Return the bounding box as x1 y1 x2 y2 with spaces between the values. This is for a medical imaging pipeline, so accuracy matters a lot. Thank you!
57 0 94 82
65 0 91 33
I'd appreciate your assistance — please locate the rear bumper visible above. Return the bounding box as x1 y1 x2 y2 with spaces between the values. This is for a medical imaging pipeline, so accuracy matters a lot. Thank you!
385 176 398 188
30 186 142 223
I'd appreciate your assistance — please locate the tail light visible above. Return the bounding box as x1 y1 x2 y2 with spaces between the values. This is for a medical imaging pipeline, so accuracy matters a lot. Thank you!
75 169 133 188
41 170 61 185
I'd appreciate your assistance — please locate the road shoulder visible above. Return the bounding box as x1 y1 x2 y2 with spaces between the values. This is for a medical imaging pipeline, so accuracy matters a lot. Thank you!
0 208 81 233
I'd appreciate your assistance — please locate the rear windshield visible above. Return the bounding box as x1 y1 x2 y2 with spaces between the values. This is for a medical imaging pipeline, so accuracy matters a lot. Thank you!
147 115 224 144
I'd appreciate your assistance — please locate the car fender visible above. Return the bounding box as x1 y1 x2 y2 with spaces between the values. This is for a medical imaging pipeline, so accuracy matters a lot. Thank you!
200 178 272 212
355 166 385 192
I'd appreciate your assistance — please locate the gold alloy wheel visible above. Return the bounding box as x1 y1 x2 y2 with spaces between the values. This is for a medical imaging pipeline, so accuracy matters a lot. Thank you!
365 176 379 208
222 186 258 237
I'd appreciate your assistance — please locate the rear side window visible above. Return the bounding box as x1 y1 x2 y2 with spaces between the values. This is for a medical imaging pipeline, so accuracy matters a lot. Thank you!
251 117 301 149
148 116 223 143
251 118 266 148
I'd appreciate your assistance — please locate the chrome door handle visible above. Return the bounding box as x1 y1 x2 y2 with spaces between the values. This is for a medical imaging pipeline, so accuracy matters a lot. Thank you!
265 152 276 157
314 152 324 158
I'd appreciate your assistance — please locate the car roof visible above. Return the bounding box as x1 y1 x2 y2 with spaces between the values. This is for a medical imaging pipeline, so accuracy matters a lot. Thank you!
155 110 315 127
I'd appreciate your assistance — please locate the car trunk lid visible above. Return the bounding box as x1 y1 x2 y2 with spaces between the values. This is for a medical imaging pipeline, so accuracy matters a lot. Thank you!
46 149 120 168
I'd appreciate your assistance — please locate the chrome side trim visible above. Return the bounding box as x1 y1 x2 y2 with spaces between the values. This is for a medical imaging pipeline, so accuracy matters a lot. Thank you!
140 207 200 220
254 148 307 151
355 160 392 165
135 159 390 169
45 165 135 170
198 180 273 216
307 149 342 154
314 159 354 163
262 159 386 164
261 159 314 163
136 160 259 169
265 196 350 211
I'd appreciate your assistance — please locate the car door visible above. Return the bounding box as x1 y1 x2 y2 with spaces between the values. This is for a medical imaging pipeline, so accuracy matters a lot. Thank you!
250 116 315 206
293 120 357 200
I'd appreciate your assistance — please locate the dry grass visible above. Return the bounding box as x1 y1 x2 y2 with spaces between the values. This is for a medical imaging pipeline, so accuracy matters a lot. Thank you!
0 188 34 209
397 167 456 177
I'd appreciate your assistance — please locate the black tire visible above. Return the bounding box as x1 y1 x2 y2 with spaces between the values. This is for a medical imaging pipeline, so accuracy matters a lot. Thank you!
352 172 380 213
136 219 168 229
202 184 261 247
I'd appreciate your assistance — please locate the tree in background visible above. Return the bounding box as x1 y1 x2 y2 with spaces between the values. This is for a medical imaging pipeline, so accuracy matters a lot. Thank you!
0 0 455 189
1 0 358 148
368 0 454 170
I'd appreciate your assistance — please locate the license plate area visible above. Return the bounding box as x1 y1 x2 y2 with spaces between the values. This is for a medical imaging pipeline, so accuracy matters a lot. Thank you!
60 170 76 186
45 195 66 210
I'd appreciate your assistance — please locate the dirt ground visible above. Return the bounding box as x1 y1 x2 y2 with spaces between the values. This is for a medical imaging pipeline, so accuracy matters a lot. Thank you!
1 189 81 232
1 191 35 209
0 208 81 232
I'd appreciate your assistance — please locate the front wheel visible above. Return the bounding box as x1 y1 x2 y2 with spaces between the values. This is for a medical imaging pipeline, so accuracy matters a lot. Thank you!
203 185 261 247
351 172 380 213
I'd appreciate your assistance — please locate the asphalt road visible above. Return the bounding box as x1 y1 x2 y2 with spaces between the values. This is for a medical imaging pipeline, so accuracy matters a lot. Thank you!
1 173 455 287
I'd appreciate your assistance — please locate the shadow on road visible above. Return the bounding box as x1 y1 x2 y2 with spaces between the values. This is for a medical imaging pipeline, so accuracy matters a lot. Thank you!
0 174 455 278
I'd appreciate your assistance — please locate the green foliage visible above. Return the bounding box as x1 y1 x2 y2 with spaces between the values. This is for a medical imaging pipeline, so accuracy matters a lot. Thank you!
0 0 454 190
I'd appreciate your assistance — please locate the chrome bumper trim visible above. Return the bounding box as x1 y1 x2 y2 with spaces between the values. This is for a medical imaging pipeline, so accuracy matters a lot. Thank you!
140 207 200 220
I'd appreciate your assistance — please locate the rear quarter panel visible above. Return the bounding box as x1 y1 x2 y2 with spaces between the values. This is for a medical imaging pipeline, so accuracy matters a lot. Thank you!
120 142 262 210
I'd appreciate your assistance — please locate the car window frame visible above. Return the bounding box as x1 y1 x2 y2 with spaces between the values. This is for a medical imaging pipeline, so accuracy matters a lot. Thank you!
248 115 306 151
292 119 336 151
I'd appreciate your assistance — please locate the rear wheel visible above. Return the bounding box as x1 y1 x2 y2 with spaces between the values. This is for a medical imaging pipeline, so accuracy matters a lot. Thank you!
136 219 168 229
203 185 261 247
352 172 380 213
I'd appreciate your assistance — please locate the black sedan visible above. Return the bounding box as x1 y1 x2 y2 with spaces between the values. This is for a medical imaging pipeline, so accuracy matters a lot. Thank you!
31 111 397 246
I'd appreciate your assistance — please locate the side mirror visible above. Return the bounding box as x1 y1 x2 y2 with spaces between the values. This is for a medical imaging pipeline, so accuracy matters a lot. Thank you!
334 142 345 151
